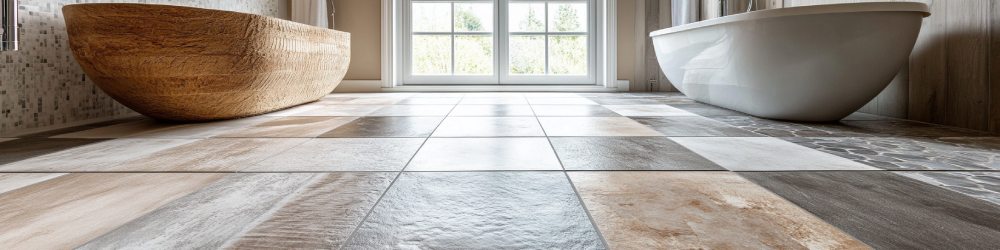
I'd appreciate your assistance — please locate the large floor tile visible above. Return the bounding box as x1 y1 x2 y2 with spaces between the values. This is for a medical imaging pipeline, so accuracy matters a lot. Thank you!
216 116 357 138
407 138 562 171
368 105 454 116
111 138 308 171
51 119 183 138
550 137 723 170
449 105 535 116
898 172 1000 206
538 117 663 136
290 105 385 116
78 173 316 249
459 97 529 105
712 116 875 137
843 112 898 121
570 172 868 249
741 172 1000 249
633 116 761 137
531 105 621 117
432 117 545 137
588 98 663 105
841 120 995 137
0 173 226 249
0 138 107 165
15 117 141 138
128 117 277 138
341 97 406 105
668 103 745 117
320 116 444 138
523 92 582 98
397 97 462 105
249 138 424 171
526 97 598 105
671 137 879 171
786 137 1000 171
603 105 697 117
0 173 66 195
342 172 605 249
0 139 195 172
228 172 396 249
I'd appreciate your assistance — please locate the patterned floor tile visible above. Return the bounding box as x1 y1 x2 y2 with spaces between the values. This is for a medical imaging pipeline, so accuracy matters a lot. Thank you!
342 172 605 249
216 116 357 138
432 117 545 137
368 105 454 116
840 120 996 137
898 172 1000 206
603 105 698 117
668 103 744 116
570 172 868 249
0 139 195 172
671 137 879 171
249 138 424 171
741 172 1000 249
843 112 898 121
786 137 1000 171
320 117 444 138
550 137 723 170
407 138 562 171
633 116 761 137
111 138 308 171
448 105 535 116
0 138 108 165
526 97 598 105
537 117 663 136
530 105 621 117
712 116 875 137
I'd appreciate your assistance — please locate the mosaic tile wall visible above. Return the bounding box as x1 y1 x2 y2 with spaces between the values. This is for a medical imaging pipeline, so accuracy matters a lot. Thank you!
0 0 289 136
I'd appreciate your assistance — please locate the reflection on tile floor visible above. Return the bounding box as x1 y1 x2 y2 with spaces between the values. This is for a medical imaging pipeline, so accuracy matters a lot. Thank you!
0 92 998 249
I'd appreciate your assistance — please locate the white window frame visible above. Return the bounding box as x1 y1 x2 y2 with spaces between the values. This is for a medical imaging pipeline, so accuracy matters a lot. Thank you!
398 0 604 85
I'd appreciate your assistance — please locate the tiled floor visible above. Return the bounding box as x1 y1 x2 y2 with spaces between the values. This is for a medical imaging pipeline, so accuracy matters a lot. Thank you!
1 92 999 249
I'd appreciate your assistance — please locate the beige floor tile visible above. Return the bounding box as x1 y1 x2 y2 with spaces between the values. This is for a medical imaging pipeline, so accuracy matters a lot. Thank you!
671 137 881 171
0 173 67 195
537 117 663 136
262 104 323 116
0 139 196 172
111 138 308 171
290 105 386 116
51 119 184 138
249 138 425 171
569 172 869 249
216 117 357 138
604 105 698 116
527 97 599 105
407 138 562 171
368 105 455 116
128 117 277 138
432 117 545 137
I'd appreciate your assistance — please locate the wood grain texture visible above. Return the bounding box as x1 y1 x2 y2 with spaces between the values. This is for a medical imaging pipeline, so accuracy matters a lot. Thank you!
944 0 990 130
908 0 948 123
991 0 1000 132
62 3 350 122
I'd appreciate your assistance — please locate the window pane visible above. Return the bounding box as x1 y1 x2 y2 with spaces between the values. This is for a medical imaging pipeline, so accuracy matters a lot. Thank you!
510 35 545 75
548 3 587 32
413 35 452 75
413 3 451 32
455 35 494 75
509 3 546 32
549 35 587 75
455 3 493 32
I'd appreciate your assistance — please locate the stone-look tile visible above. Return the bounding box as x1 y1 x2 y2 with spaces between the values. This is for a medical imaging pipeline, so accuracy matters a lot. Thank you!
526 97 599 105
229 172 396 249
0 139 195 172
671 137 879 171
531 105 621 117
262 103 323 116
216 116 357 138
343 172 605 249
342 97 406 105
16 117 142 138
741 172 1000 249
249 138 424 171
712 116 875 137
51 119 185 138
0 138 107 165
843 112 897 121
112 138 309 171
407 138 562 171
633 117 762 137
669 103 745 116
290 105 386 116
320 117 444 138
397 97 462 105
432 117 545 137
0 173 66 195
0 173 226 249
570 172 869 249
840 120 996 137
127 117 279 139
449 105 535 116
78 174 315 250
898 172 1000 206
604 105 698 117
786 137 1000 171
588 98 664 105
459 97 529 105
550 137 724 170
538 117 664 136
523 92 582 98
368 105 454 116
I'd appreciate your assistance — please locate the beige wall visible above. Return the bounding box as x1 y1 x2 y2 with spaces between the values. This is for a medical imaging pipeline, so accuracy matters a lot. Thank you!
616 0 637 86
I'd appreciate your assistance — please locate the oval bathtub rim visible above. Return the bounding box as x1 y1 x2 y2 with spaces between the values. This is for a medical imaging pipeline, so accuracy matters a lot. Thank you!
649 2 930 37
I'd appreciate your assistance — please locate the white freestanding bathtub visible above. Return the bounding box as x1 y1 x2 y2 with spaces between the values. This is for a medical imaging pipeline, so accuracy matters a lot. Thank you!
650 2 929 121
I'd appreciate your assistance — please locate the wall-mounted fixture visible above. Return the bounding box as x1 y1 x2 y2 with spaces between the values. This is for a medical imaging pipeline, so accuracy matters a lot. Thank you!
1 0 17 51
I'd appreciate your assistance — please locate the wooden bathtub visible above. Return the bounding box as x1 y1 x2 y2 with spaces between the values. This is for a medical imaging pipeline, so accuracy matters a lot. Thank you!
63 3 350 121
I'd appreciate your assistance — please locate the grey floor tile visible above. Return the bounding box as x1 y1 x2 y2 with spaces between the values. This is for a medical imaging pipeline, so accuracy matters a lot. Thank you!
668 103 745 116
0 138 108 166
538 117 663 137
712 116 875 137
840 120 996 137
397 97 462 105
111 138 309 171
449 105 535 117
740 171 1000 249
17 117 141 138
128 117 278 139
432 117 545 137
671 137 879 171
343 172 605 249
526 97 598 105
550 137 723 170
633 116 761 137
320 117 444 138
407 138 562 171
216 116 357 138
898 172 1000 206
0 139 195 172
786 137 1000 171
588 98 664 105
459 97 529 105
290 105 386 116
843 112 898 121
367 105 454 116
531 105 621 117
249 138 424 171
603 105 698 117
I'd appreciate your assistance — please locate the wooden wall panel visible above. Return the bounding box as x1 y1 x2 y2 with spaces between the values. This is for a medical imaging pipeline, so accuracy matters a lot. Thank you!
990 1 1000 132
943 0 990 130
908 0 948 123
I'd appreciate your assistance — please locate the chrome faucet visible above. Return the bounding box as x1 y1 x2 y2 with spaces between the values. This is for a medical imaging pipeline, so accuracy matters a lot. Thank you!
2 0 17 51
